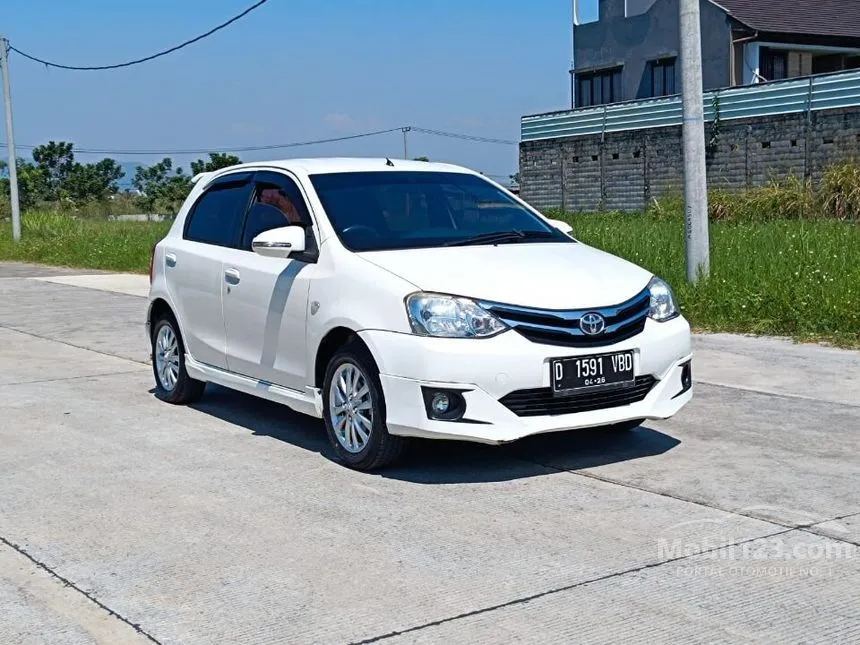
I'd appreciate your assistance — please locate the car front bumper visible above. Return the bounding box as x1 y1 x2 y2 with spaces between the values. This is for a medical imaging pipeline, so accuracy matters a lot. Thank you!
359 316 692 444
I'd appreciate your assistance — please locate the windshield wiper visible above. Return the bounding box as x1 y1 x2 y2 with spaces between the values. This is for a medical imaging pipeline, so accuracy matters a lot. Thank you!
443 229 554 247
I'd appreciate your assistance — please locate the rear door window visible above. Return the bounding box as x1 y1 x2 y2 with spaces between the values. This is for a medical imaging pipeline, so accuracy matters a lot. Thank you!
184 180 254 247
240 171 318 254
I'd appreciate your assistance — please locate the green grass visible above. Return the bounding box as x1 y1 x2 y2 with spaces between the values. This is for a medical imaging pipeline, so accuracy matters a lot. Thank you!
563 212 860 347
1 210 858 347
0 212 170 273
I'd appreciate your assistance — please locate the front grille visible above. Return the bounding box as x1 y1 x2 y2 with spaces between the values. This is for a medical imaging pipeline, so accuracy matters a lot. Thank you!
480 288 651 348
500 376 656 417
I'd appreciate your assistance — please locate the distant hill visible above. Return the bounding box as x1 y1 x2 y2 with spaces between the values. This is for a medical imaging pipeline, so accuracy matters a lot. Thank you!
117 162 142 190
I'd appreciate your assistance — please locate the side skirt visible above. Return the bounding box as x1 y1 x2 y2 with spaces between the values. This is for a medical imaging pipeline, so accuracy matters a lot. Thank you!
185 355 323 419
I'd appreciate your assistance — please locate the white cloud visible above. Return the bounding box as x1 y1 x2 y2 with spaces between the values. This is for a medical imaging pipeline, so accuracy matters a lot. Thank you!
323 113 359 131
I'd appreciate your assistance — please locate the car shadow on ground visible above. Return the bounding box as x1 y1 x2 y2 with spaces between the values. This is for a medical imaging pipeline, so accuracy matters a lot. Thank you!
185 384 333 454
183 385 681 484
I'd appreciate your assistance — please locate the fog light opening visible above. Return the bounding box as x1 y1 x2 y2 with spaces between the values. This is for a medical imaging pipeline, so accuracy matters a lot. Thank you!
677 360 692 397
421 388 467 421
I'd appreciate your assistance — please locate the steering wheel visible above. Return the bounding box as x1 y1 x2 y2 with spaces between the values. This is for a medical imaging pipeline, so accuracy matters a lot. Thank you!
341 224 380 239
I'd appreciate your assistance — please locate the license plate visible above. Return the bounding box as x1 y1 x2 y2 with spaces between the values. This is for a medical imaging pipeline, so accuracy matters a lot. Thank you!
551 351 635 393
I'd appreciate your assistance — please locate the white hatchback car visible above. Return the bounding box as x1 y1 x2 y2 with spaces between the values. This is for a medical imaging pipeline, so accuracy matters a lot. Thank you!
147 158 692 470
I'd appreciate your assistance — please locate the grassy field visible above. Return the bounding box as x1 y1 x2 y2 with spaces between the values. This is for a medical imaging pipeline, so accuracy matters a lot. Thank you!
0 212 171 273
1 211 858 347
564 212 859 347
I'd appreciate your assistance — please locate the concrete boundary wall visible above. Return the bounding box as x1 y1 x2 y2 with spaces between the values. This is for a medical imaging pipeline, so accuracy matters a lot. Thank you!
519 108 860 212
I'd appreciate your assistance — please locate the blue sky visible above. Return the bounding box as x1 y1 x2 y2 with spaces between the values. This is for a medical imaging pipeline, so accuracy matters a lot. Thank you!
3 0 599 181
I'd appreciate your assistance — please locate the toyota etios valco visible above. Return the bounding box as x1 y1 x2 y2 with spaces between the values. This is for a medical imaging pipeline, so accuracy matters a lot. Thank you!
147 158 692 470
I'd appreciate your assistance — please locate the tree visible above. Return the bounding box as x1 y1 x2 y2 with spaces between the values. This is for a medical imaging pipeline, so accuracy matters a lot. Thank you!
190 153 242 175
133 158 192 215
413 156 430 162
32 141 75 201
0 158 50 210
64 159 125 202
28 141 125 205
509 172 520 186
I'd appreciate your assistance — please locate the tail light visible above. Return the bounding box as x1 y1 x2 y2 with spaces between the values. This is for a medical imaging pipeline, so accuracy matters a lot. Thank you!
149 244 156 284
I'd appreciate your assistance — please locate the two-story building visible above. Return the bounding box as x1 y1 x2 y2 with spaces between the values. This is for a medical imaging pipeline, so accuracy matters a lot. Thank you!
571 0 860 108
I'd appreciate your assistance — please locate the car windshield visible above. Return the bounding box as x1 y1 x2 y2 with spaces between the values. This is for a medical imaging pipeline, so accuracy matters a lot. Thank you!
308 171 573 252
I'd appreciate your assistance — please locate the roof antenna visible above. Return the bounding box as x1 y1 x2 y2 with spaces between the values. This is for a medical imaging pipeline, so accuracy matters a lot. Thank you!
385 158 395 167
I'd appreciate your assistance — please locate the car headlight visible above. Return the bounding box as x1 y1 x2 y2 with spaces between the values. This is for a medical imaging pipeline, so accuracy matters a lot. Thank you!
406 293 508 338
648 276 679 322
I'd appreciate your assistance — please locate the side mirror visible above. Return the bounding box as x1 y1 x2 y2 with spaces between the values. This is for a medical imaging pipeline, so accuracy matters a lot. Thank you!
251 226 306 258
547 218 574 236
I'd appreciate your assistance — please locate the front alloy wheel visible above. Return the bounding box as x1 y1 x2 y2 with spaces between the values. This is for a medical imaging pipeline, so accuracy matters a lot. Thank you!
329 362 374 453
322 340 406 470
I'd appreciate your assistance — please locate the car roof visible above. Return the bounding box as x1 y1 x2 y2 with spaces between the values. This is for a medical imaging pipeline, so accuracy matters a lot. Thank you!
193 157 479 185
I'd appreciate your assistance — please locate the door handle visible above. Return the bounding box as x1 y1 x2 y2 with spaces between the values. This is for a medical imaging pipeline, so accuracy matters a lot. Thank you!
165 253 177 267
224 268 241 285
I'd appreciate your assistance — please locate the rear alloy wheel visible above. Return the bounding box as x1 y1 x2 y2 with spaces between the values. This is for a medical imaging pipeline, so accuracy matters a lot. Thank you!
151 316 205 404
323 341 406 471
154 324 180 392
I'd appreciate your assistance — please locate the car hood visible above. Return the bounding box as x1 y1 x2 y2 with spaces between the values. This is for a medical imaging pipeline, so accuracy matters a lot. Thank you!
358 242 653 309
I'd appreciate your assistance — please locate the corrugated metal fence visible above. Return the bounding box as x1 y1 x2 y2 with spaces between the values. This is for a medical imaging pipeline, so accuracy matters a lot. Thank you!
521 70 860 142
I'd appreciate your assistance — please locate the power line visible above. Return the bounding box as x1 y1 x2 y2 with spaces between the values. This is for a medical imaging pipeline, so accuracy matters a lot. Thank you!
0 128 402 155
411 127 518 145
8 0 270 71
80 129 403 156
0 125 519 156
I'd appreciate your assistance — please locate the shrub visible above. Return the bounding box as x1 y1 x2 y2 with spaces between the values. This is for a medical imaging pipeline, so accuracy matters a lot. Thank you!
819 161 860 221
0 193 10 219
643 163 858 222
708 174 814 221
645 191 685 221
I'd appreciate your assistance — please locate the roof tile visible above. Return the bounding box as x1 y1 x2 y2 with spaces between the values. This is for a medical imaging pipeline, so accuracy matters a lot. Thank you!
715 0 860 40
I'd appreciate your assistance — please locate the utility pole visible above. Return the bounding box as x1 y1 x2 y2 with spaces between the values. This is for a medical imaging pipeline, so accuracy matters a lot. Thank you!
571 0 579 109
0 37 21 241
401 126 410 160
679 0 709 282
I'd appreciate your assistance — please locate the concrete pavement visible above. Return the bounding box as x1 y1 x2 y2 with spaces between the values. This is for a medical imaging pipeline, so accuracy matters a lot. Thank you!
1 262 858 644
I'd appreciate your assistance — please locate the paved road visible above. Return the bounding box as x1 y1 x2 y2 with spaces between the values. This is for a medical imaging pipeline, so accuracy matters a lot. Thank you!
1 261 858 645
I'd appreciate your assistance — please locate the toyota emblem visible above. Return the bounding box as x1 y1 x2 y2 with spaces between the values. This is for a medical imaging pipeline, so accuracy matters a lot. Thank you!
580 312 606 335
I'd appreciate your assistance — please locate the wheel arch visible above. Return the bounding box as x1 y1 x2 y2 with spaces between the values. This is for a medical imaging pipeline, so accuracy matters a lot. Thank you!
147 297 189 351
147 297 177 330
314 326 379 389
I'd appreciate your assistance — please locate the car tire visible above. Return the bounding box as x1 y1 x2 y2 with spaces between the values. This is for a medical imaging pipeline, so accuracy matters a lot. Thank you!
322 340 406 471
151 315 206 405
604 419 644 432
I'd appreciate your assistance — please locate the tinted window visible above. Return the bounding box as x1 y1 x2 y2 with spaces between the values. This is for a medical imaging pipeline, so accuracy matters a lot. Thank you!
576 68 622 107
309 171 572 252
185 183 252 247
762 49 788 81
650 58 676 97
240 174 316 252
578 77 591 106
653 62 664 96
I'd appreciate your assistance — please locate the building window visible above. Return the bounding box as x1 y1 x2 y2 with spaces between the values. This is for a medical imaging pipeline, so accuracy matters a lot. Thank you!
761 48 788 81
649 58 676 97
813 53 859 75
576 67 623 107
